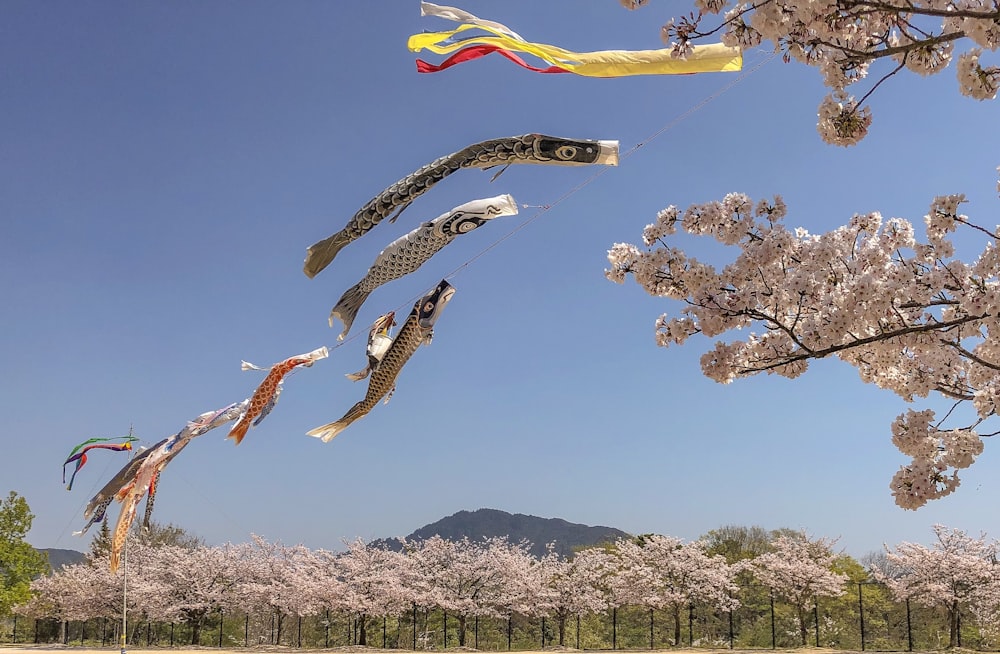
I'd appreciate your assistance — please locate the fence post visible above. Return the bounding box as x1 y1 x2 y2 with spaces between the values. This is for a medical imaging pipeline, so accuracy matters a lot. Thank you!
906 599 912 652
858 583 865 651
770 592 776 649
814 600 820 647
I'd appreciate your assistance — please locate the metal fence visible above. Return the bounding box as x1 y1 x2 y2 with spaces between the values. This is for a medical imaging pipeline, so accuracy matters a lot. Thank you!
1 582 993 650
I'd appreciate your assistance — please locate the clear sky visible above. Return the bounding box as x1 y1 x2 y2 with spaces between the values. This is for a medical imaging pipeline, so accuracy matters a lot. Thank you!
3 1 999 561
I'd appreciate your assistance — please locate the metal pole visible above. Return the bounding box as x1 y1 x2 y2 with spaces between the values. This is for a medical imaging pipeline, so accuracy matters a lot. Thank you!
858 583 865 651
121 539 128 654
906 599 912 652
770 592 776 649
814 601 820 647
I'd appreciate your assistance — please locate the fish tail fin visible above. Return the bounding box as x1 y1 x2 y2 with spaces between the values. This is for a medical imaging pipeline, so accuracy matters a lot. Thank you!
329 282 371 341
306 402 367 442
305 419 349 443
304 233 351 279
344 367 370 382
227 420 249 446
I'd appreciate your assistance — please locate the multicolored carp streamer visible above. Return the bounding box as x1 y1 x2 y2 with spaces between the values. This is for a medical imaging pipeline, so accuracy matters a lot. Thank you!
228 346 329 445
410 2 743 77
346 312 397 382
71 403 247 569
330 195 517 340
307 280 456 442
302 134 618 278
106 402 249 572
62 440 136 491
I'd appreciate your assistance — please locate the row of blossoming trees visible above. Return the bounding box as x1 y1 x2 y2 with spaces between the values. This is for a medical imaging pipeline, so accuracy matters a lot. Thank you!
14 525 1000 650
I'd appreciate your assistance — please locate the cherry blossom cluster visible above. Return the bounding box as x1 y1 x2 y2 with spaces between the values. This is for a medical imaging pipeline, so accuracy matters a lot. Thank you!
618 0 999 144
607 191 1000 509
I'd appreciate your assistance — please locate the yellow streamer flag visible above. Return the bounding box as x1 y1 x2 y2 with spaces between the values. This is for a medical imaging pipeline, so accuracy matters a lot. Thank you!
409 23 742 77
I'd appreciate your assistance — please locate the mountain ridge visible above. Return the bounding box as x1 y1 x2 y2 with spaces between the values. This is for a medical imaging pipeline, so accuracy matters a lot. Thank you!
373 508 630 558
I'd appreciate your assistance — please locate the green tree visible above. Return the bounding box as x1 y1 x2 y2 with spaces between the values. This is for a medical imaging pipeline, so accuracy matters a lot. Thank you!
0 491 49 616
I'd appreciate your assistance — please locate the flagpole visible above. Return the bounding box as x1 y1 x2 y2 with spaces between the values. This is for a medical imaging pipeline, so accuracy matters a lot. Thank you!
120 424 133 654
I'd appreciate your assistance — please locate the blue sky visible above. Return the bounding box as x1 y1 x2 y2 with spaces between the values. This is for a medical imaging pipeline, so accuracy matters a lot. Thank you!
2 1 999 560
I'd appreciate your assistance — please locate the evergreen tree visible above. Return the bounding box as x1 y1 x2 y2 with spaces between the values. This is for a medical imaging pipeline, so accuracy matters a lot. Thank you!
0 491 49 616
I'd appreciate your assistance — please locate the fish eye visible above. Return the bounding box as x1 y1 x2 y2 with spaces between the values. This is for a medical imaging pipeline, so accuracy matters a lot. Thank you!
423 301 435 313
556 145 578 159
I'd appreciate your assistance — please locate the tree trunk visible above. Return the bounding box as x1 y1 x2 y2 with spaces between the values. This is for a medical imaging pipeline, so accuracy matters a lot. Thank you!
949 601 960 648
358 614 367 646
275 611 284 646
558 614 567 647
458 614 467 647
672 606 682 646
798 605 809 646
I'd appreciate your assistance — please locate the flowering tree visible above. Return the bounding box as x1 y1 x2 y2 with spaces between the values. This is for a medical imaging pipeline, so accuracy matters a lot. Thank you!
875 524 999 647
747 533 848 645
536 548 610 646
620 0 998 145
403 536 513 647
608 189 1000 509
616 535 739 645
335 539 409 646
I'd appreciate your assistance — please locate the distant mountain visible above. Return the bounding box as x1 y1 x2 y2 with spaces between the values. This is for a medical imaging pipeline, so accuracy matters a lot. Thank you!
374 508 631 558
39 548 86 571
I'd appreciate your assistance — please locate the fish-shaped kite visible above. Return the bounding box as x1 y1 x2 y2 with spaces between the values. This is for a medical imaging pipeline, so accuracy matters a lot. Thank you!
62 437 138 491
330 195 517 339
411 2 743 77
303 135 618 277
105 402 248 571
227 346 329 445
307 280 456 442
346 311 397 382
